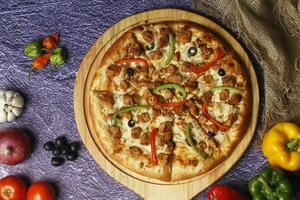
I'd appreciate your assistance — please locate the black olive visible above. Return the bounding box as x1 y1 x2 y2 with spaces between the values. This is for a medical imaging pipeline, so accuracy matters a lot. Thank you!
51 157 65 166
43 141 55 151
218 68 226 76
61 147 70 155
188 47 197 57
145 42 155 51
126 68 134 77
52 148 62 156
69 142 81 152
128 119 135 128
208 132 216 138
66 151 78 161
55 136 67 147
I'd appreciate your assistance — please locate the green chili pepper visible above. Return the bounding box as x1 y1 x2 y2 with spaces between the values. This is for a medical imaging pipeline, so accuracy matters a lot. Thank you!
153 83 187 99
164 33 175 66
112 105 150 125
248 167 293 200
185 123 209 159
210 86 243 93
50 47 67 65
24 41 43 58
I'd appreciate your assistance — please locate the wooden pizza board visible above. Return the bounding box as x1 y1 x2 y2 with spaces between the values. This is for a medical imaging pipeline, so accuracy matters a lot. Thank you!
74 8 259 200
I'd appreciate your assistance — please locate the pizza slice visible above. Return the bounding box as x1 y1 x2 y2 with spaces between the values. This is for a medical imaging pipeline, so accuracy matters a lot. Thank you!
133 23 180 70
107 107 173 182
90 29 174 181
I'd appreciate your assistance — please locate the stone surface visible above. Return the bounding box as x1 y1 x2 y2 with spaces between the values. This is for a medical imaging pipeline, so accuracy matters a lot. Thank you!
0 0 299 199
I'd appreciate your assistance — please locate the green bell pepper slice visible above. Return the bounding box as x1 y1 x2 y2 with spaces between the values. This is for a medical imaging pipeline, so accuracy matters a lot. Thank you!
112 105 150 125
185 123 209 159
153 83 187 99
248 167 293 200
164 33 175 66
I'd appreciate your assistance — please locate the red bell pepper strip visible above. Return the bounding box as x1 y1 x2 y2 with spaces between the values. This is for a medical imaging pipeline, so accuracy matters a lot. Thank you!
201 101 230 132
191 48 222 74
153 95 187 108
208 184 248 200
115 58 149 67
150 128 159 165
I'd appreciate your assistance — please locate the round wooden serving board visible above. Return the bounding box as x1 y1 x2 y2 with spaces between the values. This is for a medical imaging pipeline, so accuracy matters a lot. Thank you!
74 8 259 200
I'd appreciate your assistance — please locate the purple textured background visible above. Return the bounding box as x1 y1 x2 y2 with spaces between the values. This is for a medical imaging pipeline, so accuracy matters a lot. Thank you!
0 0 299 199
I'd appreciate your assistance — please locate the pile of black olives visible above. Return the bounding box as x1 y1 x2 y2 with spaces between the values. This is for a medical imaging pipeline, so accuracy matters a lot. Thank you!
43 136 80 166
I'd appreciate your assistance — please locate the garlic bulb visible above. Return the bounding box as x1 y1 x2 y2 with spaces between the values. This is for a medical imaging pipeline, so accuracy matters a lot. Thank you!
0 90 24 123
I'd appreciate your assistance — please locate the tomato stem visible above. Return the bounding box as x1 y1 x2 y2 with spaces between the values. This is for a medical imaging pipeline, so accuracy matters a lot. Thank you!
28 68 34 80
3 186 13 198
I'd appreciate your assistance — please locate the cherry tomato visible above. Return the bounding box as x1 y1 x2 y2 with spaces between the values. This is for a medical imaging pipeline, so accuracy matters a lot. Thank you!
32 52 51 70
42 36 58 49
50 33 60 42
0 175 26 200
27 181 55 200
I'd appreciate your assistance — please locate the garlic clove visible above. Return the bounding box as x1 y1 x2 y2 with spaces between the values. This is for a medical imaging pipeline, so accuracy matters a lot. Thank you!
6 110 16 122
5 90 14 103
0 110 7 123
0 102 4 111
0 89 5 97
0 92 5 104
0 90 24 123
11 94 24 108
11 107 23 117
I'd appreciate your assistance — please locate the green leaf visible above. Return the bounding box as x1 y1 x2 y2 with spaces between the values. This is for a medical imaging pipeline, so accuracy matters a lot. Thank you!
24 41 42 58
50 47 67 65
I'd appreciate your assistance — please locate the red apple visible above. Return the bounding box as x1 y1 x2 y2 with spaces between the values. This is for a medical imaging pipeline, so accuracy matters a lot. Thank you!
0 128 31 165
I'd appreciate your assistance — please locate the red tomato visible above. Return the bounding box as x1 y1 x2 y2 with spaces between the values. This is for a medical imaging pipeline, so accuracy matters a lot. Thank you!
27 181 55 200
0 175 26 200
42 36 58 49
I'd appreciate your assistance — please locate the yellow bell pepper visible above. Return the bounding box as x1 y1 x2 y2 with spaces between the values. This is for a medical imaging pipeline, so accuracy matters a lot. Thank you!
262 122 300 171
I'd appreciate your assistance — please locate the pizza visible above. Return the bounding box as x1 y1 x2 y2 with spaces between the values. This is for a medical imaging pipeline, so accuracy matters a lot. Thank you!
89 21 251 182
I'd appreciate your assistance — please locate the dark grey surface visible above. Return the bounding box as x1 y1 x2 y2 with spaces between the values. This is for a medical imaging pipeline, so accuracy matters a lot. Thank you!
0 0 299 199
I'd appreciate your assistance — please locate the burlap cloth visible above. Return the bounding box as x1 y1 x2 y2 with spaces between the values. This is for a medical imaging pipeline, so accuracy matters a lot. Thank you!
192 0 300 130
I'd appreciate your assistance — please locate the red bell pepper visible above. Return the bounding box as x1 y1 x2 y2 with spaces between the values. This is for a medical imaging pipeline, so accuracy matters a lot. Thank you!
153 95 187 108
150 128 159 165
191 48 222 74
208 184 248 200
201 101 230 132
115 58 149 67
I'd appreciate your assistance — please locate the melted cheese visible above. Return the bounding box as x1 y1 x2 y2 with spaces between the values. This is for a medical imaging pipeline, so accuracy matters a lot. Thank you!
113 91 124 109
173 114 206 144
179 43 203 64
211 68 223 86
208 102 236 122
119 109 153 153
